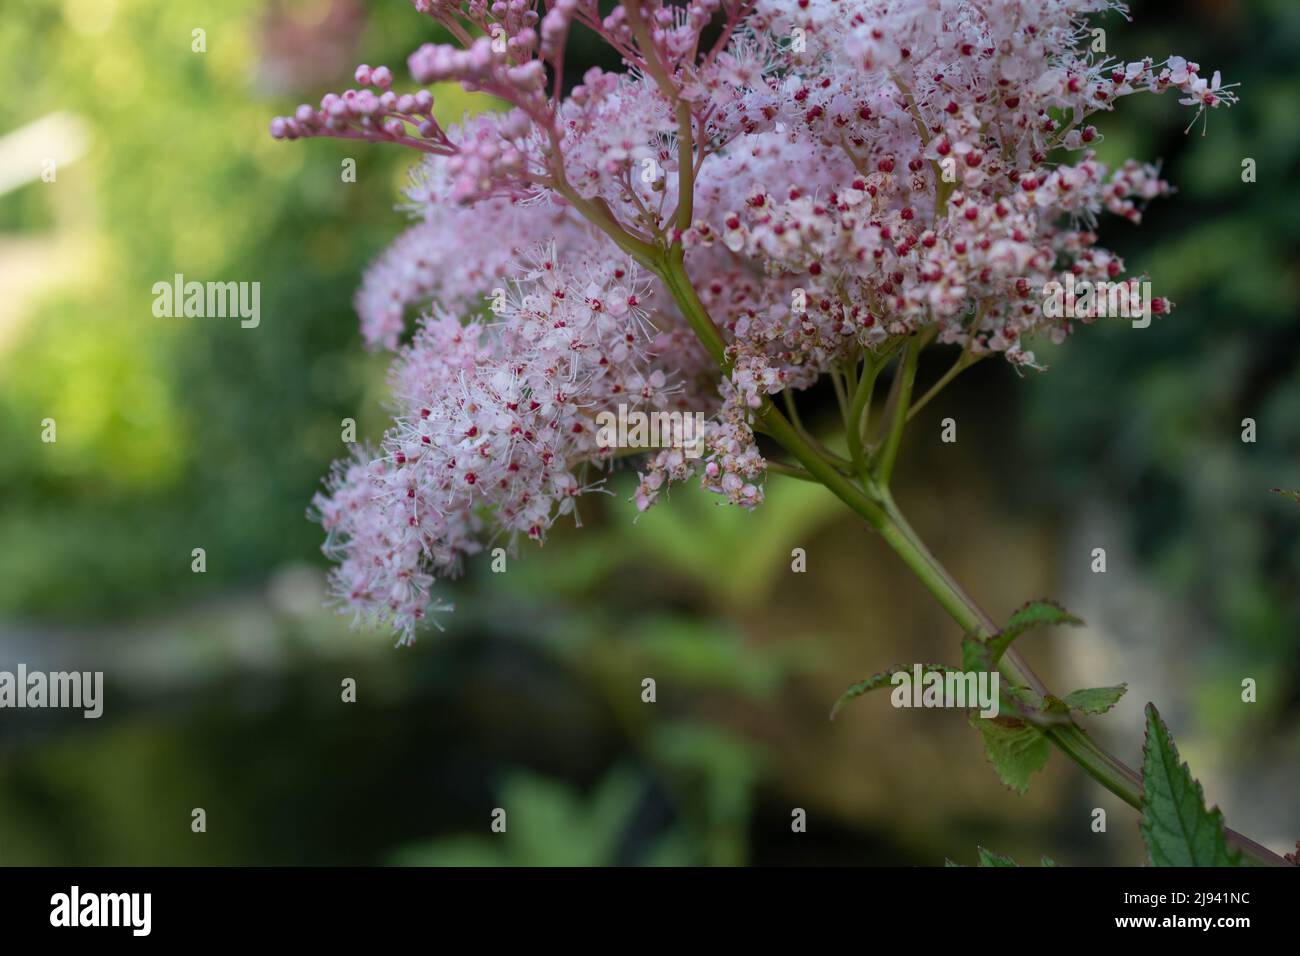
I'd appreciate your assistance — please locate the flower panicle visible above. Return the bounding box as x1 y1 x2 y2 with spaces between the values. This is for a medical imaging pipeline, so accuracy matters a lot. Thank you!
274 0 1239 639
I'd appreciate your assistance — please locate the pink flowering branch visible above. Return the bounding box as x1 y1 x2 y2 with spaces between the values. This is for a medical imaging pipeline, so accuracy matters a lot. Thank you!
273 0 1286 866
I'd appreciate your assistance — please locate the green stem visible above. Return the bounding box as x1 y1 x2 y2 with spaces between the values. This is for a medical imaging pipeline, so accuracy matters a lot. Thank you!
870 488 1289 868
782 389 805 431
766 460 818 483
758 403 887 527
552 180 660 268
608 164 1290 869
763 384 1285 867
829 366 850 421
907 348 982 423
672 101 695 234
658 252 727 365
846 355 879 478
872 336 921 485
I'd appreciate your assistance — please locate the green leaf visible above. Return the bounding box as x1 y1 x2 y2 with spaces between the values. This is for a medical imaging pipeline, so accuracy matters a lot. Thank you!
830 663 957 720
971 715 1050 793
976 846 1019 867
1004 599 1085 634
1139 703 1242 867
987 600 1084 663
949 848 1059 867
1062 684 1127 715
1271 487 1300 504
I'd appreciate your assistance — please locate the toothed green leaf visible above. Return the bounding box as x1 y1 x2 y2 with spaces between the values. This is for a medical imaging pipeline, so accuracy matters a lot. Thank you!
950 847 1058 867
829 663 957 720
977 846 1019 867
1004 599 1085 635
1062 684 1127 715
987 600 1084 663
971 715 1050 793
1139 703 1242 867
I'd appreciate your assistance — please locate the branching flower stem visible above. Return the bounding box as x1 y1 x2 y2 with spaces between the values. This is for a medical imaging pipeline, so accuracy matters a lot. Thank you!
846 356 880 479
907 348 984 423
872 335 924 485
654 253 1289 868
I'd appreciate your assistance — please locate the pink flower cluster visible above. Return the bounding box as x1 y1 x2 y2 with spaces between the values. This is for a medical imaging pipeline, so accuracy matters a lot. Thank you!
274 0 1236 639
315 240 712 641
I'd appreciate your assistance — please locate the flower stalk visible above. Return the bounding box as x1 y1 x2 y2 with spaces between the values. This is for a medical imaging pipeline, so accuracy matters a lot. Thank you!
657 251 1288 867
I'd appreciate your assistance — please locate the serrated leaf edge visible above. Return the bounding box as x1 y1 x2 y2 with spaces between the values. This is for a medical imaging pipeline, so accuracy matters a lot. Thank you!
1138 702 1241 867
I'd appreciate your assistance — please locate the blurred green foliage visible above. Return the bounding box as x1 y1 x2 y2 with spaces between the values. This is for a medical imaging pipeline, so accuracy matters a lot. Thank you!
393 767 690 866
0 0 468 617
1021 0 1300 697
391 734 759 868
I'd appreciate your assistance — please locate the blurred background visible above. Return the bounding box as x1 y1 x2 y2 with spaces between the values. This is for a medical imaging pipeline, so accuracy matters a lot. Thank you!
0 0 1296 866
